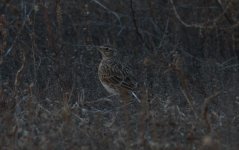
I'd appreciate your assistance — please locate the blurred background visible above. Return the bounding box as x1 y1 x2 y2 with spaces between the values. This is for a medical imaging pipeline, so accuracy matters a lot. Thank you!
1 0 239 149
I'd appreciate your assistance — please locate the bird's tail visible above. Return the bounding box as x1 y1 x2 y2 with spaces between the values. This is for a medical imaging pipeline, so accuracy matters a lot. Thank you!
132 91 141 103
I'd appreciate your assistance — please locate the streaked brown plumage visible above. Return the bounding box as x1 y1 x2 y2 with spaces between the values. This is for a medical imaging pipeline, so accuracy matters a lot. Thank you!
98 46 140 102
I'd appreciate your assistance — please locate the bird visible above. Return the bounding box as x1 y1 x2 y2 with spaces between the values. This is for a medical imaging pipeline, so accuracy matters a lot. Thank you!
97 46 140 103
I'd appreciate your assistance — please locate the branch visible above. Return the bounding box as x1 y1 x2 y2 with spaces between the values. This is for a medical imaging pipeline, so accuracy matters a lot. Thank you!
169 0 239 29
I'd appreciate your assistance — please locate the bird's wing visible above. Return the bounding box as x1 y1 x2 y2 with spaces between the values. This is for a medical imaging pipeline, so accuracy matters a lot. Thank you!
100 62 135 91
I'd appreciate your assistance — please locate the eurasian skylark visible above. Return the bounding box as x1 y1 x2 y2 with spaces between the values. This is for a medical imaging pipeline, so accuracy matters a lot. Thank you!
98 46 140 103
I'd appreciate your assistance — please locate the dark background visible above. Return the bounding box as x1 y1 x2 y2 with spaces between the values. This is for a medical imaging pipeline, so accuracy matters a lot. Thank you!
1 0 239 149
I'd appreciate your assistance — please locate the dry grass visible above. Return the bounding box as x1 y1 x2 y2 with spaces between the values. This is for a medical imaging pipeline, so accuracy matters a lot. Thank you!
1 0 239 149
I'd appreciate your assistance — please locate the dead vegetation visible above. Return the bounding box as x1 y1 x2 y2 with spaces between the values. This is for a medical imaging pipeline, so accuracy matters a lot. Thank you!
1 0 239 149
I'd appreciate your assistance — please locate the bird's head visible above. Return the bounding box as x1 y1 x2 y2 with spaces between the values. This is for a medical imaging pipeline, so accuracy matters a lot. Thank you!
98 46 117 59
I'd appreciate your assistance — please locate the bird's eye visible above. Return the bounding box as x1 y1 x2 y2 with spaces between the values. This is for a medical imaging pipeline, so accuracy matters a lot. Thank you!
105 47 109 50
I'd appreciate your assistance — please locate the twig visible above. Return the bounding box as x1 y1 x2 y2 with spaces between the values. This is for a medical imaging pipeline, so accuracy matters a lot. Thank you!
4 9 33 56
215 0 234 24
37 103 51 114
180 87 198 119
201 91 221 132
220 64 239 70
168 52 199 119
129 0 151 50
14 50 26 89
169 0 239 29
130 0 143 42
91 0 122 26
158 18 169 49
